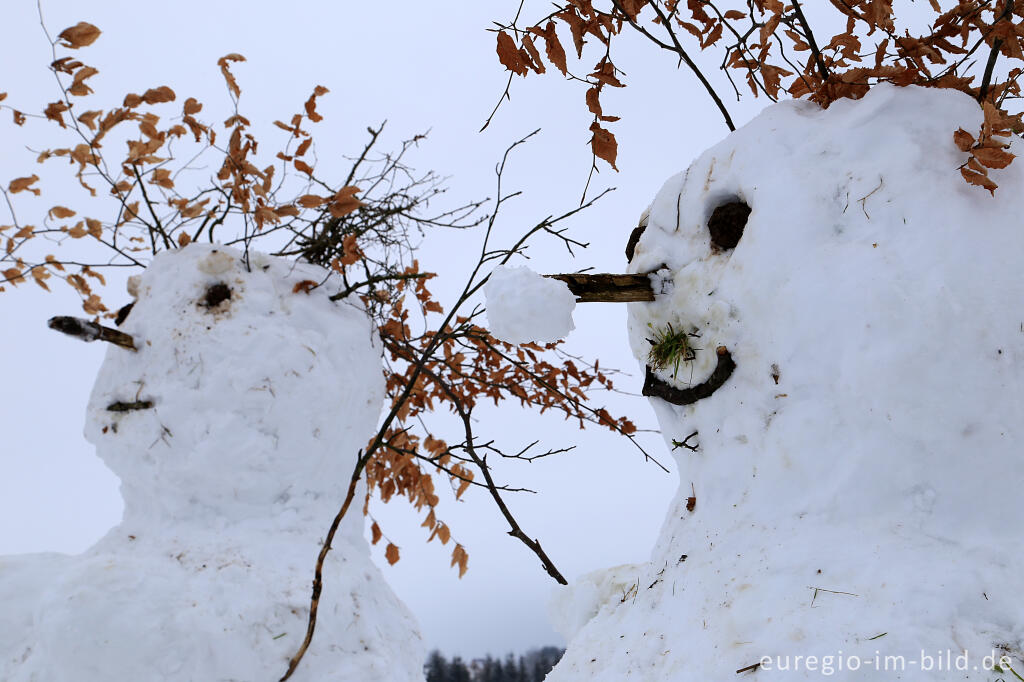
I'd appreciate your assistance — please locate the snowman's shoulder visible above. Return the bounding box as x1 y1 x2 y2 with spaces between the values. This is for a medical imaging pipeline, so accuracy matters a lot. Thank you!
0 552 72 672
0 552 72 612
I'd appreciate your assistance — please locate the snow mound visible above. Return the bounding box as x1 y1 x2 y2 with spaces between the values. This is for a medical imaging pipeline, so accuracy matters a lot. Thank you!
0 244 425 681
548 563 645 642
547 84 1024 680
485 265 576 344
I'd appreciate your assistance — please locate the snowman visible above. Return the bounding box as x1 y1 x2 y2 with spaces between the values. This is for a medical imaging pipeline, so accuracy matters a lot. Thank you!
545 85 1024 680
0 244 425 681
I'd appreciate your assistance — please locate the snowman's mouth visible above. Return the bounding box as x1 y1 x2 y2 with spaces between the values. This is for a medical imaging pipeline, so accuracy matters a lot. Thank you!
642 345 735 406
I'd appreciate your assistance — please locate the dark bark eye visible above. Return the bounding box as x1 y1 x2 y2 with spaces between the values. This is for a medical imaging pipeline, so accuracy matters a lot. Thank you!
625 222 646 262
200 282 231 308
708 200 750 251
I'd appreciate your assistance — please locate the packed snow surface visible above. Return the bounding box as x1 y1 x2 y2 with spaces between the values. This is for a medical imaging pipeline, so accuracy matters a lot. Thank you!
485 265 576 344
0 245 425 681
547 84 1024 680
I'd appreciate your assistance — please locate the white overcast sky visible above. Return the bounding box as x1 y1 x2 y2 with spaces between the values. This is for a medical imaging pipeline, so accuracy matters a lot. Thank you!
0 0 783 660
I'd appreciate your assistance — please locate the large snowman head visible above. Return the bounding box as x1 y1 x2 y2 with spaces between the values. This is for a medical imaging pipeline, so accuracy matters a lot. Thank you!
84 244 384 527
627 84 1024 539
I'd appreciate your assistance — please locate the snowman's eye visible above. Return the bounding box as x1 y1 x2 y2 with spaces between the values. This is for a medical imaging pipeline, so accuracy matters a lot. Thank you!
708 199 750 251
199 282 231 309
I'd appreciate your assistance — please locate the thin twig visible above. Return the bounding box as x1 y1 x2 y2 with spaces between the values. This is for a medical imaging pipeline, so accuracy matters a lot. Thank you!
791 0 830 82
979 1 1015 101
610 0 736 131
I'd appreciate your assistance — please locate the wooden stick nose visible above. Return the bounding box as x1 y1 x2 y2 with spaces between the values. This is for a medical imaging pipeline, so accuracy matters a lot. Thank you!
543 273 654 303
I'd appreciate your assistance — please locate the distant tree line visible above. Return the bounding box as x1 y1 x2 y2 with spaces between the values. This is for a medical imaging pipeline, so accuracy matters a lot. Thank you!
424 646 564 682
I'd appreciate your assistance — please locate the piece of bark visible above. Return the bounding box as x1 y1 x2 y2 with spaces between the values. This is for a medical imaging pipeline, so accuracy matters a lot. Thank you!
544 273 654 303
642 346 735 405
625 223 647 262
107 400 154 412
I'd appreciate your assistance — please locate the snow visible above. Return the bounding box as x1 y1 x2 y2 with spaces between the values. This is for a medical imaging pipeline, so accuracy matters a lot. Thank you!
0 244 425 681
545 84 1024 680
485 265 576 344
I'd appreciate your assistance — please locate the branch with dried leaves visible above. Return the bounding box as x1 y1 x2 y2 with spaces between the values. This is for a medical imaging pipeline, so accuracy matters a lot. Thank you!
280 131 654 679
5 19 653 682
487 0 1024 193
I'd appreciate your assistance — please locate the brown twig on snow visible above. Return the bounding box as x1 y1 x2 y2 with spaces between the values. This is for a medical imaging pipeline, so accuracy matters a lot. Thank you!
279 474 362 682
106 400 154 412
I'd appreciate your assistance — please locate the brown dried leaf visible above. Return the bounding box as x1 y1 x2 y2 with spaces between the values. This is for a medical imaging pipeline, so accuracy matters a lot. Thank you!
183 97 202 115
588 122 618 170
953 127 975 152
451 543 468 578
82 293 106 315
77 109 102 130
341 233 361 265
304 85 329 123
972 146 1015 169
86 217 102 239
330 186 364 219
142 86 175 104
57 22 101 49
371 522 383 545
48 206 76 220
177 232 191 247
293 159 313 176
68 66 99 97
44 101 70 127
31 265 51 291
384 542 400 565
218 53 246 98
437 524 451 545
297 194 328 208
497 31 528 76
531 22 568 75
292 279 318 294
150 168 174 189
295 138 312 157
960 166 998 194
3 267 25 285
521 34 546 74
9 175 41 196
585 86 603 117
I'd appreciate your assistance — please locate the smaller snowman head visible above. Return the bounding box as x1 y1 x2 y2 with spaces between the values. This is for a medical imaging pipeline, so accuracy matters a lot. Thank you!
85 245 385 526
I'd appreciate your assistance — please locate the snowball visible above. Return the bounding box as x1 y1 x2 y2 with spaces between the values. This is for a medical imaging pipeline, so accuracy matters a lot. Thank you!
484 265 576 344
